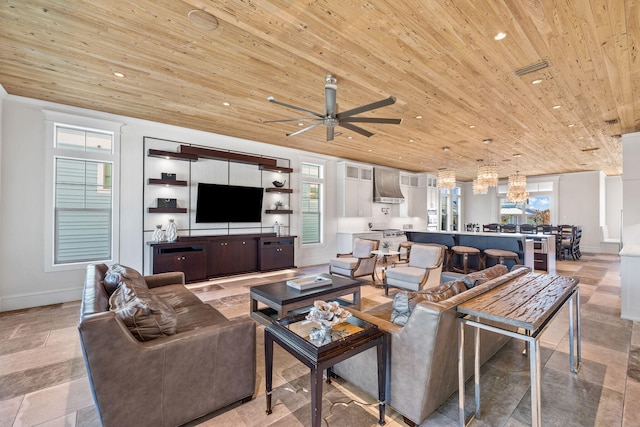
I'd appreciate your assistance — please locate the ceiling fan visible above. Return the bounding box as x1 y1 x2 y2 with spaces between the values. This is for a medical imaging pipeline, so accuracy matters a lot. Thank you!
263 74 402 141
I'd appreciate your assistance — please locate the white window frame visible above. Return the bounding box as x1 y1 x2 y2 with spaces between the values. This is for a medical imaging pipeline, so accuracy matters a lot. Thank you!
44 110 122 272
440 186 462 231
299 160 325 246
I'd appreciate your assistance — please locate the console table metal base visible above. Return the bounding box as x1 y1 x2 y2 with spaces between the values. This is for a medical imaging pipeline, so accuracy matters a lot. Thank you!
458 287 581 427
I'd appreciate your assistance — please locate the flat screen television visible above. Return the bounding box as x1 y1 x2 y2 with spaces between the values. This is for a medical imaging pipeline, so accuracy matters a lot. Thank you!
196 183 264 223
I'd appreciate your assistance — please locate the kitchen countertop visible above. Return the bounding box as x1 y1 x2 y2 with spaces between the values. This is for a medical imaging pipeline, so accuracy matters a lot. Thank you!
406 229 554 239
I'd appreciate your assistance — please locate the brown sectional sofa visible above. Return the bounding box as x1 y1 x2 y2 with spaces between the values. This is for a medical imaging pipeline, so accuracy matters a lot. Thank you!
332 265 530 426
78 264 256 427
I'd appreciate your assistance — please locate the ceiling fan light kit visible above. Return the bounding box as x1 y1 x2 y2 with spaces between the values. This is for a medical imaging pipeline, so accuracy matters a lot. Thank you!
264 74 402 141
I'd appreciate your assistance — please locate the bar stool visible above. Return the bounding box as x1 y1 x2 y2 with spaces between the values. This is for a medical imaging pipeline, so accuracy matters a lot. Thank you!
483 249 520 269
449 246 481 274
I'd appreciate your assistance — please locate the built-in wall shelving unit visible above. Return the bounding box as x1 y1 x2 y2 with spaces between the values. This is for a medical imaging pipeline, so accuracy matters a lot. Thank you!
143 136 294 275
147 178 188 186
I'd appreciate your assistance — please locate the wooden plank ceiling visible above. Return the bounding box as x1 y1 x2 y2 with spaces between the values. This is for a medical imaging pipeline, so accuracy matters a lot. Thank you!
1 0 638 180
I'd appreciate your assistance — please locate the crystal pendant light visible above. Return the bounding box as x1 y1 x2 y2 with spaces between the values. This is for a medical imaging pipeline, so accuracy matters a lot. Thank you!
438 168 456 190
472 178 488 195
476 139 498 188
506 154 529 204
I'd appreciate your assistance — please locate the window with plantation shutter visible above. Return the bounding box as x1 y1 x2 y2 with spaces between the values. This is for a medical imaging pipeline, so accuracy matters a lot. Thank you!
46 120 119 268
300 162 324 245
55 158 113 263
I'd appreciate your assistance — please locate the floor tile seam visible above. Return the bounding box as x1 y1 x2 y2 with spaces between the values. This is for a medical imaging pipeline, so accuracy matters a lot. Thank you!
4 394 24 427
541 359 624 396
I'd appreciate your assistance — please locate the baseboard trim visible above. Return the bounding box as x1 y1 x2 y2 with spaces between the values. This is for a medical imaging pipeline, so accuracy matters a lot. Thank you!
0 286 83 312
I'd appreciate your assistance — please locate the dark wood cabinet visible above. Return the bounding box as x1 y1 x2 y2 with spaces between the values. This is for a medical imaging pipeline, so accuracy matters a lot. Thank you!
208 237 258 276
152 244 207 282
260 236 296 271
151 234 294 281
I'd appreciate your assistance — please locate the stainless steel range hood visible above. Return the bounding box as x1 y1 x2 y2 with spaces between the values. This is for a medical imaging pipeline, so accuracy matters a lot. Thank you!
373 168 405 204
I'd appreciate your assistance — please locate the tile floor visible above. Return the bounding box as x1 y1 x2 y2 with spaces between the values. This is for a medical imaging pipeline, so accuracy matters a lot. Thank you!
0 253 638 426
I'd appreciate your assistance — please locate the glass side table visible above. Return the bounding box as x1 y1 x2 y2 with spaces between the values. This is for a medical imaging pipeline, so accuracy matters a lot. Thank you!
264 312 388 426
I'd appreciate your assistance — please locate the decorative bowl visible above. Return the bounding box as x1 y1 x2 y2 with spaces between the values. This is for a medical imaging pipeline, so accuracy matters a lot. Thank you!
272 180 286 188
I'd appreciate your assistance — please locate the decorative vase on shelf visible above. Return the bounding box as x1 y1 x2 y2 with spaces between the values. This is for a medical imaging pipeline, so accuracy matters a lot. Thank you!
152 225 165 242
166 219 177 242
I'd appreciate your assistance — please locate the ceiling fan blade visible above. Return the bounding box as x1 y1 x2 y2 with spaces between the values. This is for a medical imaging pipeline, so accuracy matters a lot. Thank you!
339 122 374 138
262 117 323 124
268 96 324 118
336 96 396 119
339 117 402 124
327 126 335 141
286 122 324 137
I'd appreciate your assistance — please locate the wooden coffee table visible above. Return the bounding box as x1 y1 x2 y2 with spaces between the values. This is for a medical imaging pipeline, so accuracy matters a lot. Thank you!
250 273 361 325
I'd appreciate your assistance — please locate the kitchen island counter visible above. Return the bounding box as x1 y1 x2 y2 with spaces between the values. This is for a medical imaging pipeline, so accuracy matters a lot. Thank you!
405 230 544 270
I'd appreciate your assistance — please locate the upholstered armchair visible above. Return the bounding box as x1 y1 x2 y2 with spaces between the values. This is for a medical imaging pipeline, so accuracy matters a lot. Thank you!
329 238 379 281
384 244 444 295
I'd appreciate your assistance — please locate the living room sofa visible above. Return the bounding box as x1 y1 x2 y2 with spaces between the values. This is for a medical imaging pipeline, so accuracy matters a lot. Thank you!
78 264 256 427
332 264 530 426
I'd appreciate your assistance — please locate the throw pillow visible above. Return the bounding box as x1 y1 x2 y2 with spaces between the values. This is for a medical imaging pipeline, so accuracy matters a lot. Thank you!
390 281 468 326
104 264 148 296
109 279 177 342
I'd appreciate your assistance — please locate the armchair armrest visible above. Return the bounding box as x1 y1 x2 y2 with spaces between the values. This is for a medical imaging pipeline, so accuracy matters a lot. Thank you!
336 252 354 257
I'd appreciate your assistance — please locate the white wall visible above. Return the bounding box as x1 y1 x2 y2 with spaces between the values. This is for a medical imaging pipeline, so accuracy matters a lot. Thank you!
0 95 343 311
605 176 623 239
622 132 640 237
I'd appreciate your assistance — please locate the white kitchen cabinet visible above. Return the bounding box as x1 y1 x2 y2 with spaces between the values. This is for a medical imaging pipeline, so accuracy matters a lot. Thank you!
426 175 439 210
399 173 428 218
336 232 384 253
337 162 373 217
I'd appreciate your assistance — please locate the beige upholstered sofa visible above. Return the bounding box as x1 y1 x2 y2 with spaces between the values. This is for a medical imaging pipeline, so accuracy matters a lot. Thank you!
78 264 256 427
333 265 530 426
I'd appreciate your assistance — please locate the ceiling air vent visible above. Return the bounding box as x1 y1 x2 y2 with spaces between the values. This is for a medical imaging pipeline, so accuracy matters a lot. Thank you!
514 60 549 76
605 119 619 125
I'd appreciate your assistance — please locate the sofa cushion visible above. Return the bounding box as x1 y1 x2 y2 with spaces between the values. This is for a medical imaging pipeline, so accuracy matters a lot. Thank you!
109 279 177 342
150 284 204 309
390 280 468 326
462 264 508 288
385 266 426 284
104 264 148 296
174 303 229 333
330 257 359 270
353 238 374 258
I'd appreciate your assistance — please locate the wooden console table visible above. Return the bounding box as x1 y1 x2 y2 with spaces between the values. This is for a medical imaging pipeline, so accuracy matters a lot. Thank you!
456 272 580 427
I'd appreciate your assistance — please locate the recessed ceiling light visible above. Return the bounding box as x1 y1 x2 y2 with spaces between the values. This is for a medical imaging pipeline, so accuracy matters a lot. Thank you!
113 72 125 78
553 105 561 109
188 9 219 30
368 149 372 152
415 115 423 119
442 147 451 152
494 32 507 41
298 123 304 126
222 102 230 106
469 125 476 129
568 124 575 128
531 79 543 85
409 139 414 143
347 136 352 139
